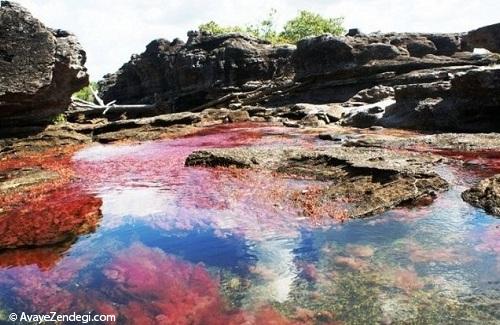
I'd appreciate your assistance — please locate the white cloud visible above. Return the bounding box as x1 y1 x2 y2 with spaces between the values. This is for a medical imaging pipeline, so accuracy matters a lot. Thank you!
15 0 500 80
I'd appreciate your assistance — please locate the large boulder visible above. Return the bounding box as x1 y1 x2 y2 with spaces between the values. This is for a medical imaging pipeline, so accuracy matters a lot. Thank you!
0 1 88 128
463 22 500 53
99 31 294 110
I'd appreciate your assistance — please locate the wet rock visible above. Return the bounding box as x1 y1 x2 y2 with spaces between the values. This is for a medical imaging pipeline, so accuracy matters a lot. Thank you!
462 175 500 216
318 133 343 142
227 110 250 123
0 167 58 193
463 22 500 53
186 146 448 218
0 1 88 128
99 32 294 110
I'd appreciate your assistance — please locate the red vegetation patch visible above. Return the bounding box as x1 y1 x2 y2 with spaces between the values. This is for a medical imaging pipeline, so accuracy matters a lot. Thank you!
408 146 500 175
0 185 102 249
0 145 81 181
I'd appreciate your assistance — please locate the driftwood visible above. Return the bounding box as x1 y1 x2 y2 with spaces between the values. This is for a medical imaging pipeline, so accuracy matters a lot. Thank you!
69 78 301 119
69 86 157 117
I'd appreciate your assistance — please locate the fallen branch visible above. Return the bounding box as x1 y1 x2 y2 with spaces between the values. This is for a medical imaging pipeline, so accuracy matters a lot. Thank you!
69 89 157 117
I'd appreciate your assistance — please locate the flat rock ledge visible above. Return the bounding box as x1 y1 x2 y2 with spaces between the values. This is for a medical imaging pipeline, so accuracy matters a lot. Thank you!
462 175 500 216
186 146 449 218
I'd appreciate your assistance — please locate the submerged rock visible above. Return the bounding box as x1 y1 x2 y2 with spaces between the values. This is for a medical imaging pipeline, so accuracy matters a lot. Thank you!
462 175 500 216
0 1 88 128
186 146 448 218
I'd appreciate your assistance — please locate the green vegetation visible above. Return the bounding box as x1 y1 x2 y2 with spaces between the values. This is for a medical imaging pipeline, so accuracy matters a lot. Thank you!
51 113 67 124
198 9 344 44
281 11 345 43
72 81 99 103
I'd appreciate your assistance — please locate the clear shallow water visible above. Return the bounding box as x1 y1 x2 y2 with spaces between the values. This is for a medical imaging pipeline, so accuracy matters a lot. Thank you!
0 124 498 324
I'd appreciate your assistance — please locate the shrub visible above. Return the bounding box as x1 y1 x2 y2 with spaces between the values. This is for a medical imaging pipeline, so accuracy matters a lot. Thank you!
280 10 345 43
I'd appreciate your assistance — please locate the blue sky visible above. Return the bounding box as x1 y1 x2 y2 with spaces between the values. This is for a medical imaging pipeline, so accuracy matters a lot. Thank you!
17 0 500 80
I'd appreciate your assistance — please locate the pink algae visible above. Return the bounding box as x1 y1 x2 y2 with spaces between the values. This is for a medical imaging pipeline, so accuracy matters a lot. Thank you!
102 242 301 325
102 242 247 325
392 267 425 294
475 225 500 254
0 241 299 325
406 241 463 264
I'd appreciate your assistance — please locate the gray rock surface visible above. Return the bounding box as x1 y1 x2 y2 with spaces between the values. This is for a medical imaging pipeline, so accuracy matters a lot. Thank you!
0 1 88 128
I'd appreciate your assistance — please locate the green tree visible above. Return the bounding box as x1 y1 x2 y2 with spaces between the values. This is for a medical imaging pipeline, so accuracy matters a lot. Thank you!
73 81 99 102
280 11 345 43
198 10 344 44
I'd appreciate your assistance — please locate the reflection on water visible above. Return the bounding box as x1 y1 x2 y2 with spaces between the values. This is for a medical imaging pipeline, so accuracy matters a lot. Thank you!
0 123 498 324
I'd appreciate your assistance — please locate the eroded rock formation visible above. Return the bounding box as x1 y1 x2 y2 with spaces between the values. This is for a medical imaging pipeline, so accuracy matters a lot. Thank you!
98 32 294 110
462 175 500 216
0 1 88 129
99 23 500 133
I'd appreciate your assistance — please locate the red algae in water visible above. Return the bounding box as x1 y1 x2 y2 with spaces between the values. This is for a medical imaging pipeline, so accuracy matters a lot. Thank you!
407 145 500 175
102 242 296 325
0 185 102 249
0 253 90 313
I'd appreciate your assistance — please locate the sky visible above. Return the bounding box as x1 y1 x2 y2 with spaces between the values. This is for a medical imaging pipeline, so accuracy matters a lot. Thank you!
16 0 500 80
